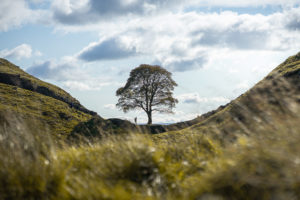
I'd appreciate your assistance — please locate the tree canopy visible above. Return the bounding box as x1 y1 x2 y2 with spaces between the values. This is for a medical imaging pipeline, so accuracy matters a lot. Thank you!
116 64 178 125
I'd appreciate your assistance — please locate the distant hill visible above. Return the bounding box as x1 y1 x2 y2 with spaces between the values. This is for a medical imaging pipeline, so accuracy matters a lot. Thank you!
0 58 95 140
157 51 300 143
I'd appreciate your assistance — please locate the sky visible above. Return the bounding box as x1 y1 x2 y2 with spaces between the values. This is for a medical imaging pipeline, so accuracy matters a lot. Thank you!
0 0 300 124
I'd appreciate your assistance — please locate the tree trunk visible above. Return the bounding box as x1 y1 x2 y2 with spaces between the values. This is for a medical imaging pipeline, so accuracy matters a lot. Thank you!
147 111 152 125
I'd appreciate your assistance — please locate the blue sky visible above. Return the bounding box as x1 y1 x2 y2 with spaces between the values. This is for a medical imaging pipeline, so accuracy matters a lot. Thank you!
1 0 300 124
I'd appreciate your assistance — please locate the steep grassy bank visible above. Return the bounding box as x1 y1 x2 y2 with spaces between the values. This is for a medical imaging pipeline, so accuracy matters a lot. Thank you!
0 59 93 140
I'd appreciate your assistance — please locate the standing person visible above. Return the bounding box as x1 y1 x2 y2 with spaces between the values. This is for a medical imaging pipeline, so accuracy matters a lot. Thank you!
134 117 137 125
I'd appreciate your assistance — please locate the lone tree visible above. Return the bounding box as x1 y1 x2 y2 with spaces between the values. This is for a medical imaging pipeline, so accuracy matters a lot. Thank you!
116 64 178 125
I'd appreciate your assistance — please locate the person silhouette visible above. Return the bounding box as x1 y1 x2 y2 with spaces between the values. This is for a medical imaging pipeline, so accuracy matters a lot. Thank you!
134 117 137 125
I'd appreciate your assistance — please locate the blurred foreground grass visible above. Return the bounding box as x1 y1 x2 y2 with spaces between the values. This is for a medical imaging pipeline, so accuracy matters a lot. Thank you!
1 120 299 200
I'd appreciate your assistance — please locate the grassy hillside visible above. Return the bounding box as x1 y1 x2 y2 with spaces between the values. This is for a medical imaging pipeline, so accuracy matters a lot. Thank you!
0 83 91 140
0 58 75 104
0 52 300 199
0 58 96 115
0 59 93 140
156 52 300 144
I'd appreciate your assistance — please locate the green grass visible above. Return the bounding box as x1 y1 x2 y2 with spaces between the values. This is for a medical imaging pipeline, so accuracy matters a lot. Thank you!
0 83 91 140
0 58 94 140
0 58 80 104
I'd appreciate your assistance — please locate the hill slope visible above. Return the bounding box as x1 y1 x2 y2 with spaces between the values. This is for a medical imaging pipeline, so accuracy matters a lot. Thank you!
0 58 94 140
157 51 300 143
0 58 96 115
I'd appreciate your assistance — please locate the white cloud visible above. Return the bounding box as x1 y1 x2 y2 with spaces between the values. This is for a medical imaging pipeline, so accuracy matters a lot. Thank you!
187 0 299 7
177 93 230 104
283 7 300 31
78 37 137 62
27 59 72 80
50 0 300 26
26 57 116 91
236 81 250 90
0 44 32 60
63 81 93 91
51 0 182 25
0 0 31 31
128 110 201 124
34 50 43 57
233 80 253 95
104 104 116 110
0 0 48 31
67 7 300 73
62 80 111 91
